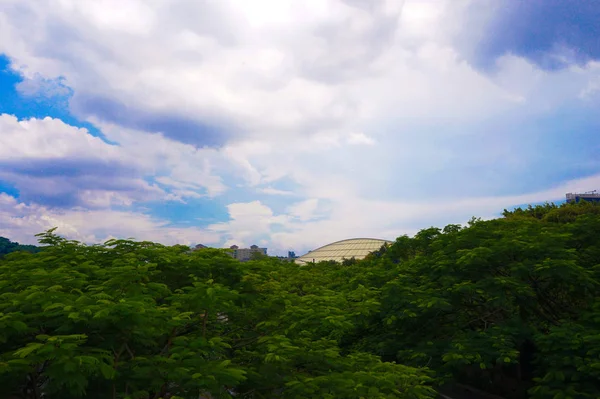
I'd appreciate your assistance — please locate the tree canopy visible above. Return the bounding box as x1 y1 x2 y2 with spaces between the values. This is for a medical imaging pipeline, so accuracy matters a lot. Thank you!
0 200 599 399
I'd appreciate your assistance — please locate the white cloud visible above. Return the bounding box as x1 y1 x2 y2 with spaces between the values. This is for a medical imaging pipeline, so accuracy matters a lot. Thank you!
0 114 226 206
0 0 599 254
1 0 598 133
208 201 289 247
213 172 600 255
89 120 228 197
15 74 71 98
347 132 375 145
0 193 220 246
0 0 502 141
5 170 599 254
1 1 597 155
0 114 119 161
286 198 322 221
0 114 164 207
258 187 297 196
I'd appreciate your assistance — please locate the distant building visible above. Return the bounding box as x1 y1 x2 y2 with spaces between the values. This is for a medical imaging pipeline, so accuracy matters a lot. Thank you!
192 244 208 251
227 244 267 261
566 191 600 203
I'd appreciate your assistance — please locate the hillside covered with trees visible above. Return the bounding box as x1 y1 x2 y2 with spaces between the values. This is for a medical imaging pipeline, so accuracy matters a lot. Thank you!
0 237 40 257
0 201 599 398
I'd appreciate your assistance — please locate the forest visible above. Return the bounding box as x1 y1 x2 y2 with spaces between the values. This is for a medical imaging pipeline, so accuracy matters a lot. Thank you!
0 201 599 399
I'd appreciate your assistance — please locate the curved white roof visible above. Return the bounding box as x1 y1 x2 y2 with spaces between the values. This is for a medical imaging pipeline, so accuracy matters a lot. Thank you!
295 238 392 265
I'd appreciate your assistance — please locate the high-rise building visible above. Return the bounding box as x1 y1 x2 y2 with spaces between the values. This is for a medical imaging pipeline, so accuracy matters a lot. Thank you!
566 191 600 203
227 244 267 261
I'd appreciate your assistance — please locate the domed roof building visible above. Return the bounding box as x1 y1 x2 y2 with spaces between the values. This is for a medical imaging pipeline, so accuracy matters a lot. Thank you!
295 238 392 265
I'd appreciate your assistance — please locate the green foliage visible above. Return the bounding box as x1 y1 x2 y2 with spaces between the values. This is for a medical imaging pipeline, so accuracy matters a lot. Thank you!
2 200 599 398
352 201 600 398
0 230 434 398
0 233 248 398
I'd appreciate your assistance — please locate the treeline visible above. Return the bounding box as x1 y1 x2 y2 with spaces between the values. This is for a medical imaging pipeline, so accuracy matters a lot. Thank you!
0 237 40 257
0 201 599 398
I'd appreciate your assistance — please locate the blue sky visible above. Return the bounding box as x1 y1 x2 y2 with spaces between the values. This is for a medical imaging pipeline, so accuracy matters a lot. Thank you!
0 0 599 255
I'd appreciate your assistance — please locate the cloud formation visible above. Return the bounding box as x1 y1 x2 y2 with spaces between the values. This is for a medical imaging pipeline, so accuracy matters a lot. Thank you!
0 193 221 246
464 0 600 71
0 114 227 207
0 0 599 254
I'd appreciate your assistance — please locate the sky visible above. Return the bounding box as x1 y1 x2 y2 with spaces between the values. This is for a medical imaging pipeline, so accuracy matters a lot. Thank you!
0 0 599 255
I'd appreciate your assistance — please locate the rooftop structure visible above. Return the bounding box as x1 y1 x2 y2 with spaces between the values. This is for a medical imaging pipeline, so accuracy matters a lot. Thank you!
295 238 392 265
566 191 600 203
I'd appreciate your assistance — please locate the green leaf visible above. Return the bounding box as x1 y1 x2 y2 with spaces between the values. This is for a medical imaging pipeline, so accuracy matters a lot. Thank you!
99 362 115 379
14 343 44 358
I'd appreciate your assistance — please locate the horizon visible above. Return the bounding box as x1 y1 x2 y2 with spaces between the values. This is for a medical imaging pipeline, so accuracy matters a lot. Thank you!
0 198 579 257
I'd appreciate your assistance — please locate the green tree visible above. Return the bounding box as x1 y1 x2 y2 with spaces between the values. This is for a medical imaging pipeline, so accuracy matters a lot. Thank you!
4 201 596 398
348 201 600 398
0 230 435 398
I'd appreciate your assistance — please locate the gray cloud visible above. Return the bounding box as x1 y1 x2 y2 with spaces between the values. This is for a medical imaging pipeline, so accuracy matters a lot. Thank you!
463 0 600 71
0 158 162 208
71 95 231 147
